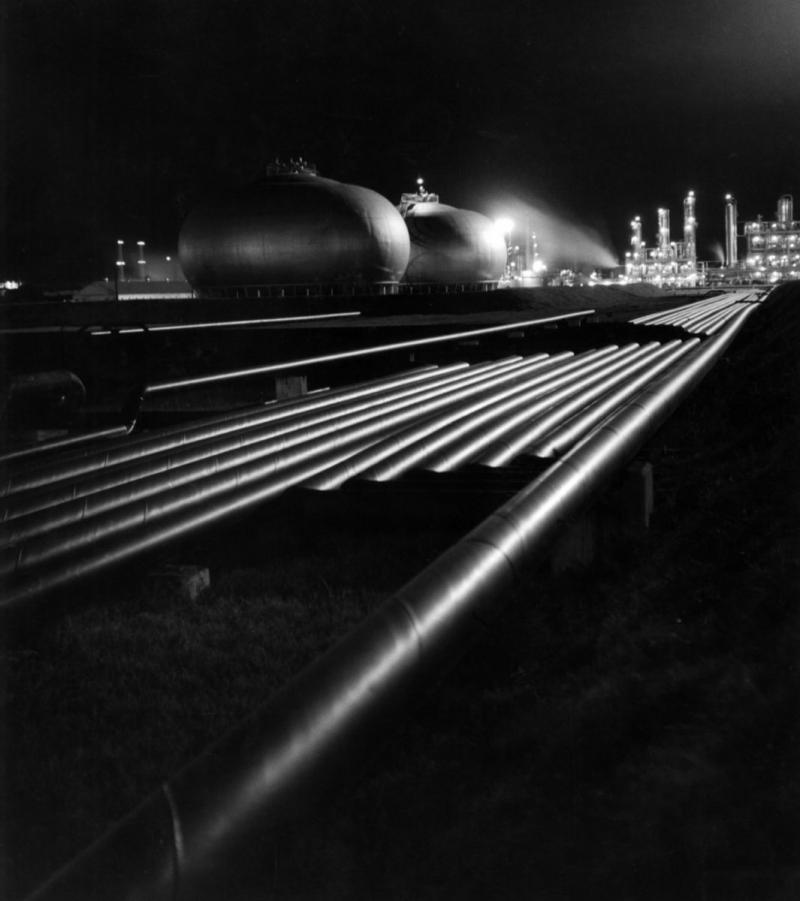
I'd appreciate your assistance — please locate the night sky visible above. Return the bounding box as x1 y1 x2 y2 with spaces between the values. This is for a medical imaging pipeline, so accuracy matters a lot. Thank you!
3 0 799 282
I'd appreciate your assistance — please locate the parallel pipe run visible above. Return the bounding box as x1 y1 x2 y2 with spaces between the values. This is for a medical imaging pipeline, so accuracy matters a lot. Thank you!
301 346 629 490
686 304 751 335
25 305 758 901
140 311 594 395
322 344 652 487
523 338 701 459
1 354 587 590
630 293 735 325
674 299 741 330
0 358 538 529
1 365 455 493
421 342 670 474
88 311 363 336
0 424 133 467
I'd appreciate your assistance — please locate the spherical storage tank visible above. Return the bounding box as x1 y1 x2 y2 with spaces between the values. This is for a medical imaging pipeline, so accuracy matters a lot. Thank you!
402 202 506 285
178 172 410 293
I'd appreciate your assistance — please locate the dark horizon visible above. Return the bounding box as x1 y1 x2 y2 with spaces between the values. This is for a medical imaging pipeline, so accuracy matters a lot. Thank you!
3 0 799 284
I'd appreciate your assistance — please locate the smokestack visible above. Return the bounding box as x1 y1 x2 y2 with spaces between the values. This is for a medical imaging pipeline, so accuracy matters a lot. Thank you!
724 194 738 268
657 207 671 261
683 191 697 267
777 194 794 227
629 216 643 280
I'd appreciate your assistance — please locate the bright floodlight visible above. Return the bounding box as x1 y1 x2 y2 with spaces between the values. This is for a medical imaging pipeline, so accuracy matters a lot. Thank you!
495 217 514 236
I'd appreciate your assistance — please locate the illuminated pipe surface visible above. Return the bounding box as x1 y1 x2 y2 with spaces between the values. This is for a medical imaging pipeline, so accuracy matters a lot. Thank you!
0 425 133 467
676 300 740 330
1 430 399 616
88 311 362 336
0 358 550 547
633 294 736 325
351 345 657 484
1 365 462 495
141 311 593 395
644 296 734 327
0 358 538 525
703 310 749 335
430 342 672 472
25 306 757 901
686 305 744 334
525 339 701 458
4 309 591 491
0 360 517 524
301 347 626 490
0 355 570 580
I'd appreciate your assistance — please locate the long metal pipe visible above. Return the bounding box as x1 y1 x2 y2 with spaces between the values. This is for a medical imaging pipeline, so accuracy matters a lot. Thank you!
631 294 733 325
24 304 757 901
0 356 557 549
637 295 734 327
342 344 659 485
0 358 540 528
422 342 673 473
139 311 593 396
684 304 750 334
0 362 499 519
1 365 460 495
524 338 701 458
301 346 632 490
664 298 736 324
87 311 362 336
0 425 133 467
1 355 578 583
4 311 591 491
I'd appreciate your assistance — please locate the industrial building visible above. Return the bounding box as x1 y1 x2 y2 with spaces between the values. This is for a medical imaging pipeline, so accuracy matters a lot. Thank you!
734 194 800 284
626 192 798 289
624 191 699 288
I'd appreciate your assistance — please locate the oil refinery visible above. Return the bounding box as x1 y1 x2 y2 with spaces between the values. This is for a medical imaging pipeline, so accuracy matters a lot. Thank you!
622 191 799 289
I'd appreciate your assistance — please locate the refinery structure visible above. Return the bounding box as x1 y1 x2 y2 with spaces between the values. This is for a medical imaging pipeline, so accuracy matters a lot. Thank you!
623 191 799 289
45 166 799 302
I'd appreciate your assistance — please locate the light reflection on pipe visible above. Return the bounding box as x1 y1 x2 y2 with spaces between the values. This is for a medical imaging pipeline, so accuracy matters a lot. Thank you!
22 305 759 901
1 355 571 575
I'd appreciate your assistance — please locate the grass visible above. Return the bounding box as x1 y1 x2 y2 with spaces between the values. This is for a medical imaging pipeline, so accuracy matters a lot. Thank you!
4 286 800 900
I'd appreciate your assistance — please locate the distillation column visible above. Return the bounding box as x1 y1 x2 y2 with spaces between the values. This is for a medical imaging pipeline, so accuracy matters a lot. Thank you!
724 194 738 269
629 216 644 281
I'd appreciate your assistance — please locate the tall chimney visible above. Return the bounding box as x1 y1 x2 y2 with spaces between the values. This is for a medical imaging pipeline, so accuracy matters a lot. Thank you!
657 207 671 261
683 191 697 267
777 194 794 227
724 194 738 268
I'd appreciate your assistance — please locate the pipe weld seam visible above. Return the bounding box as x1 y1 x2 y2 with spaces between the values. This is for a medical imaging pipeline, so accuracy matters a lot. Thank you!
162 781 184 901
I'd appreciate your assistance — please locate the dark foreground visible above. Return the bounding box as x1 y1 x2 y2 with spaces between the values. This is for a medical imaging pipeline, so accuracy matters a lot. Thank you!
4 285 800 900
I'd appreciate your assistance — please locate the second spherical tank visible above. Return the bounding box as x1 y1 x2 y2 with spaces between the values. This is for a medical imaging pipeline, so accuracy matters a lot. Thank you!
402 202 507 285
178 174 411 291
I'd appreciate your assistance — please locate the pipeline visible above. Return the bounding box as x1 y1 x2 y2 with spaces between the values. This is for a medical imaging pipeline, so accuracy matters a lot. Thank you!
303 344 656 489
1 365 459 495
2 352 609 605
0 361 501 520
630 293 732 324
522 338 701 459
0 424 133 467
427 340 683 471
25 304 758 901
139 311 593 396
3 310 589 491
0 355 566 526
87 310 362 336
3 307 591 495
